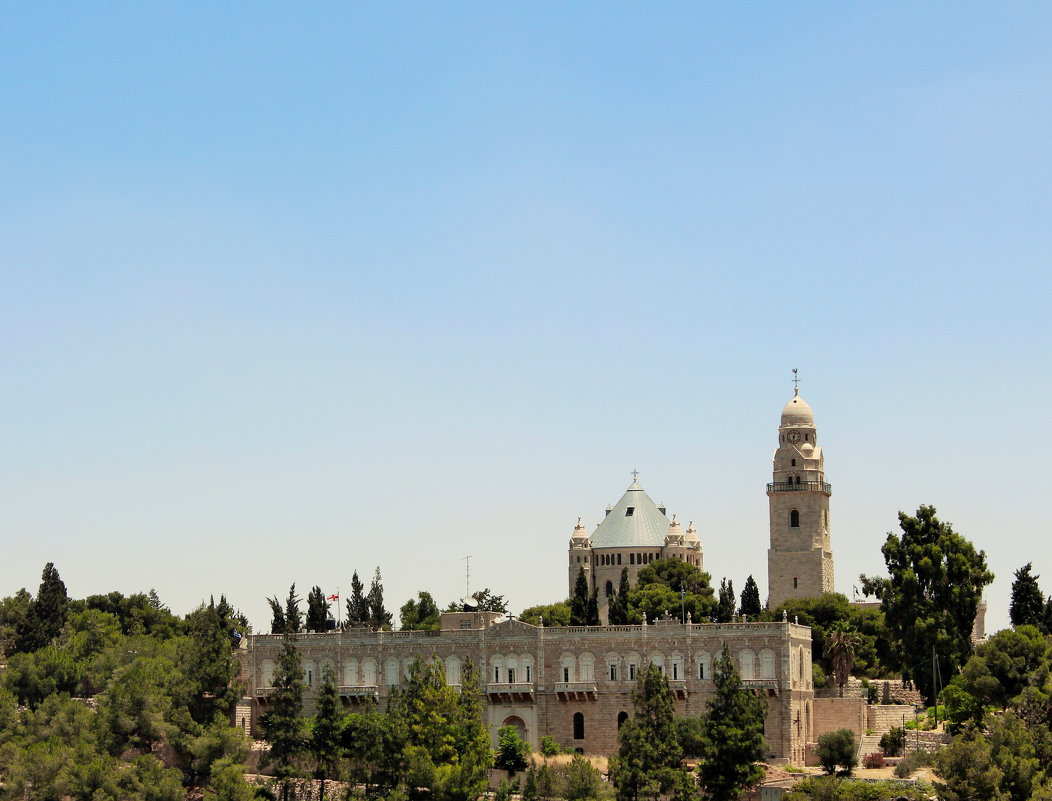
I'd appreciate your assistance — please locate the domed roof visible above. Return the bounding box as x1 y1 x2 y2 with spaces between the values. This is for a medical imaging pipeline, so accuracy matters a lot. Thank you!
589 478 670 548
781 392 814 426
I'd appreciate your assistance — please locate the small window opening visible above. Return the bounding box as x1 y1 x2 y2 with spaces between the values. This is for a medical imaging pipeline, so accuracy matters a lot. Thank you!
494 666 500 682
573 712 585 739
791 458 796 466
617 553 622 565
795 475 801 485
618 711 629 729
605 580 614 597
563 667 570 682
672 663 679 680
790 510 800 528
625 507 635 517
698 663 705 680
629 663 636 680
630 553 635 565
793 577 799 589
508 668 515 683
526 665 531 681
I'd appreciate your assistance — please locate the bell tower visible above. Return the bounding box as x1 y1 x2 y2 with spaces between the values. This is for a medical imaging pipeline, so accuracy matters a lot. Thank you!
767 371 834 608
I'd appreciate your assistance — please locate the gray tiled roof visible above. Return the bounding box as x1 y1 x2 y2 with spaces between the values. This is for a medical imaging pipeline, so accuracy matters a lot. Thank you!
589 480 670 548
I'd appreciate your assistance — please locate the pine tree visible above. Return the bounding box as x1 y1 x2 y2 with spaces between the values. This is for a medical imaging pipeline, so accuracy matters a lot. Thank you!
306 586 330 632
260 634 306 801
284 584 302 634
610 663 694 801
716 578 736 623
367 567 392 630
697 644 767 800
739 575 762 617
1010 564 1045 630
570 568 590 626
609 568 631 625
346 571 368 626
311 666 344 801
16 562 69 652
183 599 240 725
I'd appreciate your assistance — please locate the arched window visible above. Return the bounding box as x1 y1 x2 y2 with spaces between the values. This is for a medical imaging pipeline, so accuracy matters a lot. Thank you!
343 659 358 687
795 475 801 485
790 510 800 528
573 712 585 739
617 711 629 729
261 659 276 688
445 656 462 686
739 650 756 680
362 658 376 686
760 650 776 680
605 580 614 597
579 652 595 682
697 651 711 680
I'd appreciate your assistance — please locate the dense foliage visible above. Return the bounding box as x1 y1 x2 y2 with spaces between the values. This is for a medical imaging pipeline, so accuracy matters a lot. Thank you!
861 505 994 704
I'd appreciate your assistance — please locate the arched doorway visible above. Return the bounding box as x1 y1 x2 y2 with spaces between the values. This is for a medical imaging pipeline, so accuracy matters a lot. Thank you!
502 715 528 743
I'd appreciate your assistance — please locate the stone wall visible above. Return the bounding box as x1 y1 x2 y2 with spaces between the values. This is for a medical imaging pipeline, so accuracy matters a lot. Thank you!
867 704 914 733
812 696 865 738
241 615 815 762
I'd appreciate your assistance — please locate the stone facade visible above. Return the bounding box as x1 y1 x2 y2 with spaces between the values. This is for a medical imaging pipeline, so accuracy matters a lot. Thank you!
767 391 835 608
240 612 817 762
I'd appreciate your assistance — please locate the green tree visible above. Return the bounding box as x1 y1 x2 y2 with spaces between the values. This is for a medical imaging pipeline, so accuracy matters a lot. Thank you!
823 622 862 697
860 505 994 704
715 578 735 623
953 625 1051 719
815 729 857 775
181 598 241 725
1011 564 1045 630
259 634 306 801
204 757 258 801
0 588 31 657
609 568 631 625
16 562 70 653
284 584 303 635
610 663 693 801
628 558 715 624
401 591 441 630
520 601 571 627
267 596 286 634
94 655 179 755
495 725 530 774
470 588 508 613
934 726 1009 801
311 665 344 801
697 644 766 800
571 568 590 626
739 576 762 618
306 586 331 633
346 571 369 626
587 586 600 626
367 567 393 630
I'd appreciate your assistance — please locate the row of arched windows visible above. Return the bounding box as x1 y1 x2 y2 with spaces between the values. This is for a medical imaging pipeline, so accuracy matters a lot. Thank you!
260 647 783 690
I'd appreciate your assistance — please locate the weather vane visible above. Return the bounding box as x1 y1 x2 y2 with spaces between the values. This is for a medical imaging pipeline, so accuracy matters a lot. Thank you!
792 367 800 396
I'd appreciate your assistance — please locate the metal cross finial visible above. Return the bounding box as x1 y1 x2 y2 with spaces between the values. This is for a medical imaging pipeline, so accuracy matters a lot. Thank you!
631 468 639 481
792 367 800 396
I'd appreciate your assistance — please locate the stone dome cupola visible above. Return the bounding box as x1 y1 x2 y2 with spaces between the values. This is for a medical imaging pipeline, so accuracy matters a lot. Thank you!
665 515 684 547
780 391 814 428
569 517 590 547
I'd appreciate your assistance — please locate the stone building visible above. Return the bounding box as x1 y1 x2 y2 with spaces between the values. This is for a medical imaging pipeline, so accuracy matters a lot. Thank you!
238 384 827 761
239 611 816 763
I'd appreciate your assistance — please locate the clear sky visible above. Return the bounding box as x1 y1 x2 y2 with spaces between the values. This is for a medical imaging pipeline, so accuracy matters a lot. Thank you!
2 4 1050 634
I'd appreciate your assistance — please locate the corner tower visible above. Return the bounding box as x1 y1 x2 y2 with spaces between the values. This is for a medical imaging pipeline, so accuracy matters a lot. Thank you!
767 379 834 608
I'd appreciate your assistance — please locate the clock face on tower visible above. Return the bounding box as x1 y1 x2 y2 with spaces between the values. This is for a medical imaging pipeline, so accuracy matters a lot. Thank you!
786 430 801 444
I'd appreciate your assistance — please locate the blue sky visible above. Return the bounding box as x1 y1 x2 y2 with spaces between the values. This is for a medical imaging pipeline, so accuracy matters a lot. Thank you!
2 4 1050 632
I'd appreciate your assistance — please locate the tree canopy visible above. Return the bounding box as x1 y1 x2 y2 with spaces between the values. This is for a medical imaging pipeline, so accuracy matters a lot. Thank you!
1010 563 1045 631
860 505 994 704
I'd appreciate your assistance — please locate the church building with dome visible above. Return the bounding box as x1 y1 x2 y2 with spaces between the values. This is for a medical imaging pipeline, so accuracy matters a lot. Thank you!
237 384 831 764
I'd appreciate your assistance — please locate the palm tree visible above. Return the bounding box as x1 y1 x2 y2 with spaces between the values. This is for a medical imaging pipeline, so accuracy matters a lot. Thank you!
824 622 862 697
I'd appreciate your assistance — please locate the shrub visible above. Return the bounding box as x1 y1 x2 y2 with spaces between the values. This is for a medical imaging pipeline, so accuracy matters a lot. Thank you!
816 728 858 775
812 663 828 690
862 752 885 769
878 727 906 757
539 735 565 757
893 748 933 779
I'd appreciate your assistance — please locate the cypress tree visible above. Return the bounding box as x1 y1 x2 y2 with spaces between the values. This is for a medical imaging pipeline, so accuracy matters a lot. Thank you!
716 578 736 623
346 571 368 626
306 585 330 632
367 567 392 630
570 567 590 626
311 665 344 801
260 634 306 801
284 584 302 634
739 575 763 618
1010 563 1044 630
267 596 286 634
609 568 631 625
16 562 69 652
587 586 600 626
697 643 767 800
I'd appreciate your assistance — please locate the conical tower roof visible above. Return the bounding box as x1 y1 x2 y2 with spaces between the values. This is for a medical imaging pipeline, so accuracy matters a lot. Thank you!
589 478 670 548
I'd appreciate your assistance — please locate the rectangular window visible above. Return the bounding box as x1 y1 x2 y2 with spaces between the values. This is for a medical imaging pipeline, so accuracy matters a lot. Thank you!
563 667 570 682
672 664 679 680
629 664 636 680
625 507 635 517
609 664 617 681
494 667 500 682
526 665 531 682
630 553 635 565
617 553 622 565
791 458 796 466
508 668 515 683
699 663 705 680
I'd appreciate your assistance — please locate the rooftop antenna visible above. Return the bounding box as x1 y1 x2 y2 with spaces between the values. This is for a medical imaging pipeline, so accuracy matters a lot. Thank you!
792 367 800 396
464 555 471 598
